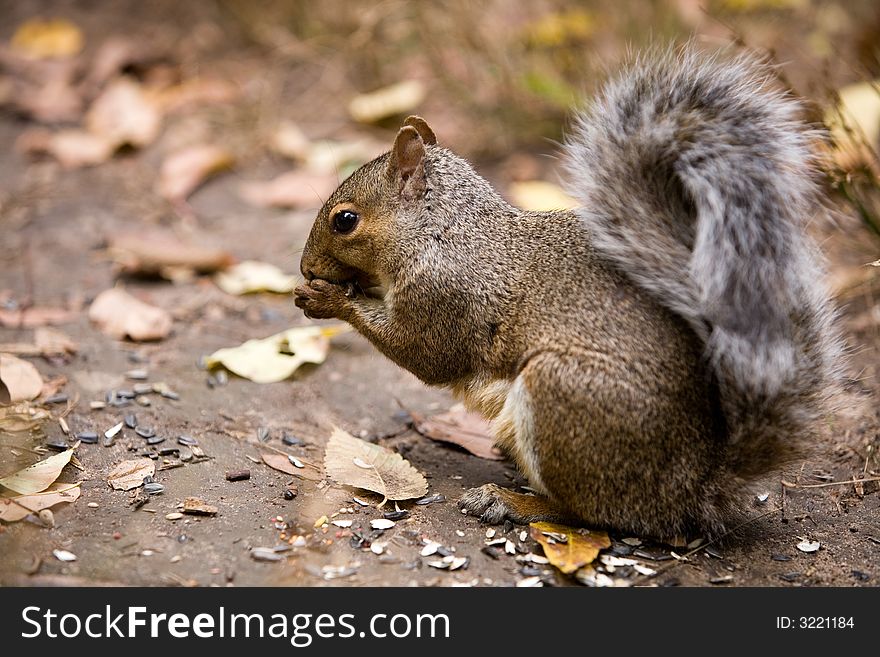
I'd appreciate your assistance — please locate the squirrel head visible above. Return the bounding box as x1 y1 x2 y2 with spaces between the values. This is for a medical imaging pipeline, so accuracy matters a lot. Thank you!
299 116 437 292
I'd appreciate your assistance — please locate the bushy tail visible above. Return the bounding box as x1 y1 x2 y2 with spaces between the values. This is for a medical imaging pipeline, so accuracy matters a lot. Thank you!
564 44 842 480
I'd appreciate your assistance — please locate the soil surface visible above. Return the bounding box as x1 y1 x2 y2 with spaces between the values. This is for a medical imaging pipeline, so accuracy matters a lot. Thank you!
1 0 879 588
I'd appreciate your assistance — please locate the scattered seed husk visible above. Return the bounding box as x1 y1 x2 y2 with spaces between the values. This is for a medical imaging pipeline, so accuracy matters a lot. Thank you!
45 439 69 451
126 369 149 380
136 395 151 407
104 422 123 440
516 576 543 587
59 417 70 435
183 497 217 516
44 393 69 404
282 433 303 446
52 549 77 562
166 512 183 520
89 401 106 410
288 456 304 469
415 493 445 506
797 540 820 553
370 518 395 530
177 435 198 446
135 426 155 439
225 469 250 482
146 436 165 445
132 383 152 395
370 542 386 555
314 515 329 528
250 547 284 562
332 519 353 528
383 510 409 521
143 482 165 495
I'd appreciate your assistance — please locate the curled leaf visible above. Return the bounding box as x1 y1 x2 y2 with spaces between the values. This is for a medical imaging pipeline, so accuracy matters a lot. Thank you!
0 354 44 402
323 427 428 505
88 287 172 342
215 261 297 295
0 447 75 495
205 325 348 383
0 482 81 522
529 521 610 575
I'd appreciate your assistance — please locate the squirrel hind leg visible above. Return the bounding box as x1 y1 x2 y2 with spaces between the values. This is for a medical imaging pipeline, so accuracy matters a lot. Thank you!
459 483 572 525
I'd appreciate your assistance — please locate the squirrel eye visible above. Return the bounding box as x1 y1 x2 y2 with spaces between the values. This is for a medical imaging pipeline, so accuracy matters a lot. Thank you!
332 210 359 234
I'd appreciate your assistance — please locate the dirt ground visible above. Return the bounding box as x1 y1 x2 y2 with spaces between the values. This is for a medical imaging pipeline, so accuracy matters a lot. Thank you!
1 1 879 588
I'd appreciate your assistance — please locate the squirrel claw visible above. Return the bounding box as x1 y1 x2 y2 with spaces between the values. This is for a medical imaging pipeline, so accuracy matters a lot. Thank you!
460 483 564 525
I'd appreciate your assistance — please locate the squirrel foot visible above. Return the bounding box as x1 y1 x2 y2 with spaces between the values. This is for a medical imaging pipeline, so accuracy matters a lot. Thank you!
459 483 569 525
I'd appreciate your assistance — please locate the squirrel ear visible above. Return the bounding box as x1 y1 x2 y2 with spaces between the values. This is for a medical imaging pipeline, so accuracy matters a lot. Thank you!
403 115 437 145
391 125 426 197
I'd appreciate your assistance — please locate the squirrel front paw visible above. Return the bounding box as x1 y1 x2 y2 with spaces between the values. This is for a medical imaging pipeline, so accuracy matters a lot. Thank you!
294 279 351 320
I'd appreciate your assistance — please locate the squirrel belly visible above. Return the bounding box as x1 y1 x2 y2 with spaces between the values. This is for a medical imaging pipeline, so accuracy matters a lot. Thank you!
296 45 842 538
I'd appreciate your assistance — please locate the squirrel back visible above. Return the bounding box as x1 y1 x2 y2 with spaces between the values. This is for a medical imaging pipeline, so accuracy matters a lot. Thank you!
563 45 843 482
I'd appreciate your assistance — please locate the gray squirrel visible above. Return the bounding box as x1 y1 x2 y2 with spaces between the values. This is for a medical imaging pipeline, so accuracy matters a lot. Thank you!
294 45 842 539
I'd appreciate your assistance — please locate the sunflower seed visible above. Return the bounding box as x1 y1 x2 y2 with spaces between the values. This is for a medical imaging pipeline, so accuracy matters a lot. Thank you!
76 431 98 444
383 510 409 521
288 456 304 469
144 483 165 495
281 433 304 446
89 401 106 410
52 549 77 562
104 422 124 439
250 547 284 562
133 383 153 395
126 369 149 381
177 435 198 446
124 413 137 429
146 436 165 445
135 426 155 439
257 427 270 442
44 393 69 404
415 494 445 506
46 439 69 451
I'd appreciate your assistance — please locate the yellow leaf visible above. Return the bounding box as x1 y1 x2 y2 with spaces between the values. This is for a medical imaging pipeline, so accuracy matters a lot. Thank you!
508 181 578 211
205 325 348 383
11 18 83 59
324 427 428 505
0 354 44 402
215 261 298 295
0 448 75 495
0 482 81 522
529 521 610 574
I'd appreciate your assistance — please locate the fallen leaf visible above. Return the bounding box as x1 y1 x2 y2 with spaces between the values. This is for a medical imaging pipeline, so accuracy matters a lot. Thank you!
0 306 75 328
508 181 578 211
304 139 384 175
39 375 67 399
11 18 84 59
150 77 239 114
529 521 610 575
45 130 116 168
827 80 880 170
88 287 172 341
260 453 322 480
205 325 348 383
324 427 428 505
107 458 155 491
183 497 217 516
411 404 504 460
214 260 298 295
0 404 51 433
0 447 75 495
85 77 162 148
238 170 337 209
271 121 311 160
0 354 44 402
0 482 81 522
157 144 234 202
348 80 426 124
107 228 235 277
34 327 77 357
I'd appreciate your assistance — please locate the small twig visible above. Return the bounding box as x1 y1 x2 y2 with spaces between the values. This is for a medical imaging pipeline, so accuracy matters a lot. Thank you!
781 476 880 489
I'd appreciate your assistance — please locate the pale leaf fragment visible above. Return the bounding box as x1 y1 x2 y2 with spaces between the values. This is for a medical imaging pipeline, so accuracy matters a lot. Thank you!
88 287 172 341
215 261 297 295
0 482 81 522
205 325 348 383
324 427 428 504
411 404 503 460
0 354 44 402
107 458 155 491
157 144 234 202
0 447 75 495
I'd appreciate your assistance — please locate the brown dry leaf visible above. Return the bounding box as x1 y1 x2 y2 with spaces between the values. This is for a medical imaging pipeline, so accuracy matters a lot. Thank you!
88 287 172 341
39 375 67 400
10 18 84 59
324 427 428 505
34 327 77 357
107 458 155 491
0 354 44 402
0 306 75 328
85 77 162 148
151 77 239 115
107 228 235 277
348 80 426 124
260 453 322 481
157 145 234 202
411 404 503 460
238 171 337 209
0 482 81 523
0 447 75 496
529 521 610 575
